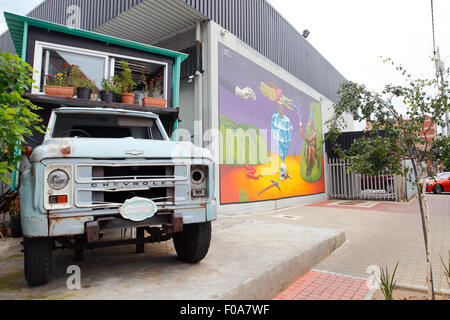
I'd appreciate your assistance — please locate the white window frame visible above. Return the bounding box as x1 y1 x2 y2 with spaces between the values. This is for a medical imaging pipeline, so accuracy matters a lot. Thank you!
32 41 169 101
32 41 109 94
108 52 169 101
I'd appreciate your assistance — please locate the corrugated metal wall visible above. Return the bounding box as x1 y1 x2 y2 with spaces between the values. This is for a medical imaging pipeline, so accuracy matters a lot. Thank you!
156 28 196 52
0 31 15 54
0 0 144 54
181 0 346 102
0 0 345 102
26 0 144 30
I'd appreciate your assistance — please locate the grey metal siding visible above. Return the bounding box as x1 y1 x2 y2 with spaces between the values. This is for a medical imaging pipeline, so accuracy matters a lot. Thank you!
1 0 345 102
0 0 144 54
25 0 143 30
182 0 345 102
0 31 15 54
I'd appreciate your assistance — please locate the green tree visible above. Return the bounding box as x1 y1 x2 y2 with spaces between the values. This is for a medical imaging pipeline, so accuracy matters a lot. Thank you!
0 52 44 184
327 58 449 300
430 134 450 171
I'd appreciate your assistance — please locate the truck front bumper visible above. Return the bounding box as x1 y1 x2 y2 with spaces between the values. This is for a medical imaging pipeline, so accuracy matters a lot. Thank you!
46 202 216 237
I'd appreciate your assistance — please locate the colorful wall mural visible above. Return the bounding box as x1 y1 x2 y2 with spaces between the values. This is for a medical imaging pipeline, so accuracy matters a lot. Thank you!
218 43 325 204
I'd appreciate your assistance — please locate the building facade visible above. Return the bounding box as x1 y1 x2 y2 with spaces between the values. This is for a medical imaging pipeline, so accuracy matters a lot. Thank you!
1 0 354 214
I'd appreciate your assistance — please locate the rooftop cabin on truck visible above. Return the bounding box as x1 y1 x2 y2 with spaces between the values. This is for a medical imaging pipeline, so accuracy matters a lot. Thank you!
3 12 216 287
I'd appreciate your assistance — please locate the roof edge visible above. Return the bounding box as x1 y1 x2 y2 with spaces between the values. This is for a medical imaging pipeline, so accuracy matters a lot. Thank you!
3 11 188 62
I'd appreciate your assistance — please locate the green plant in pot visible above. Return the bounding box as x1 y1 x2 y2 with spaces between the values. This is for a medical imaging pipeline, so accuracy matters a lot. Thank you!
9 198 22 238
44 63 74 98
71 65 95 99
111 75 123 102
118 61 136 104
100 78 115 103
143 74 166 107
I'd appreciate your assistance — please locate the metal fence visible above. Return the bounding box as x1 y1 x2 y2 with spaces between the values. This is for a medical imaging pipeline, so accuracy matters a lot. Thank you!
327 158 405 202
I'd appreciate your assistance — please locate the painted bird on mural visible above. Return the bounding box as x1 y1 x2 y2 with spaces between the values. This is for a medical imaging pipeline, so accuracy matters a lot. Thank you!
260 82 296 181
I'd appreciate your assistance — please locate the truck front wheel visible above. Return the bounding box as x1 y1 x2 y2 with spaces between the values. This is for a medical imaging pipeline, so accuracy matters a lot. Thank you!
173 222 211 263
24 237 53 287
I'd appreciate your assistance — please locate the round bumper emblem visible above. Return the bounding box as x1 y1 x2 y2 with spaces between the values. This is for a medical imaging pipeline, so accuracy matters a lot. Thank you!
120 197 158 222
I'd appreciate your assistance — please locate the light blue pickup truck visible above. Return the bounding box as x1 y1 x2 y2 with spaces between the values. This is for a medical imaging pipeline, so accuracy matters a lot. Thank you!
19 107 216 286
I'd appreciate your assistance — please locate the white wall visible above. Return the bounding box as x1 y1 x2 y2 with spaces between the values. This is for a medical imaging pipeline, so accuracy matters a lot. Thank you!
178 80 195 141
202 21 353 215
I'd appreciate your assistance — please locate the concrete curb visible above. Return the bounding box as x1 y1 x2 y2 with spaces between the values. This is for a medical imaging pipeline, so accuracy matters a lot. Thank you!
395 282 450 296
217 230 346 300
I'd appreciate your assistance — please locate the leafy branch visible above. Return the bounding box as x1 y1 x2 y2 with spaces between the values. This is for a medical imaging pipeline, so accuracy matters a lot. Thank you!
0 52 44 184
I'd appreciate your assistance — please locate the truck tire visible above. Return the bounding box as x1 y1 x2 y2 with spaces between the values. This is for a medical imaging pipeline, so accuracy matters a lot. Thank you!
24 237 53 287
173 222 211 263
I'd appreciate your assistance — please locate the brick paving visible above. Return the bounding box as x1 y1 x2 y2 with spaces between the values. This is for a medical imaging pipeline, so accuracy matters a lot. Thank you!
264 194 450 300
306 194 450 216
274 270 369 300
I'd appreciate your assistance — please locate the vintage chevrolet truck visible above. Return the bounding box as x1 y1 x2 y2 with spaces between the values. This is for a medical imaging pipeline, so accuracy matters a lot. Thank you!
19 106 216 287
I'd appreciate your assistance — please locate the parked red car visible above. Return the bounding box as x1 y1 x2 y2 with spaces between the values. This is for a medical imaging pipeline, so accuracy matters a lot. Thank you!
425 172 450 194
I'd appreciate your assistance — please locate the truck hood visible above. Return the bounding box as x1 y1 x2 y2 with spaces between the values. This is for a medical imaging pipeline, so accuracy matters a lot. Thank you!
31 138 213 162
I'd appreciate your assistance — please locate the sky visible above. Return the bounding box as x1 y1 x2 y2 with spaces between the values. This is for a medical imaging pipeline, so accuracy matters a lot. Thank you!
1 0 449 130
0 0 42 33
267 0 450 130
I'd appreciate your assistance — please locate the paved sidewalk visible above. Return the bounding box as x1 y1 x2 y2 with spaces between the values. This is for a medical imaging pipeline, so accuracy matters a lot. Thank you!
274 270 369 300
307 194 450 216
256 194 450 300
0 219 344 300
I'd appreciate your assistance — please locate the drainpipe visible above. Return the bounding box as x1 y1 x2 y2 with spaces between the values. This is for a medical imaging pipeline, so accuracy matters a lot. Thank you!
194 21 203 147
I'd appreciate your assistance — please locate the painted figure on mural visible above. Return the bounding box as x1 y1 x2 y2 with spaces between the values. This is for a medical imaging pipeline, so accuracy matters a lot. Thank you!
260 82 296 181
300 114 318 176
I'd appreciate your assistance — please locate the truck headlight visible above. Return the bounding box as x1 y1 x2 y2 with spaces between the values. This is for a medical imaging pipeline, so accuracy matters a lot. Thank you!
48 169 70 190
191 165 208 199
192 168 205 184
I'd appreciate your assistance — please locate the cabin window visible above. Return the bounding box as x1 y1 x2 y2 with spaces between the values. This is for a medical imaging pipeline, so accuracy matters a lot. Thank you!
113 57 167 101
40 48 107 94
32 41 169 102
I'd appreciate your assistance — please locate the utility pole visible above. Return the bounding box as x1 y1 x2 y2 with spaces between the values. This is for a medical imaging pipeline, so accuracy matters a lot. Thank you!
436 48 450 136
431 1 449 136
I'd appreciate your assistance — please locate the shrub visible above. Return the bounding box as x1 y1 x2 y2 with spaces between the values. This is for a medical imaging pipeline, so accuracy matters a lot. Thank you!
0 52 44 184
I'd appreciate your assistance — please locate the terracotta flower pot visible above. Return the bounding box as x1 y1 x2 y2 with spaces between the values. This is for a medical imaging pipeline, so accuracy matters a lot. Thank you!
143 97 167 108
122 93 135 104
45 86 74 98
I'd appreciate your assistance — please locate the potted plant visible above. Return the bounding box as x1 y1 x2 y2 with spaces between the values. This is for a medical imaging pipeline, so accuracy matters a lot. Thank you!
118 61 136 104
112 75 123 102
100 78 115 103
44 63 74 98
71 65 95 99
9 198 22 238
143 74 166 107
77 78 95 99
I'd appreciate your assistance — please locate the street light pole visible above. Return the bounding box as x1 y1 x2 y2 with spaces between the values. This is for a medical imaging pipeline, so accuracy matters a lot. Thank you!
435 48 449 137
431 1 449 136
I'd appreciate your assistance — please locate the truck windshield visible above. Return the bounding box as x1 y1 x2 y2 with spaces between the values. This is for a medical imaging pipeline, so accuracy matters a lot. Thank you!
52 113 164 140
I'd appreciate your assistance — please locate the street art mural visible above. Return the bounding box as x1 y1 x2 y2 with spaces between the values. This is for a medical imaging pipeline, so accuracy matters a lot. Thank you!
219 43 325 204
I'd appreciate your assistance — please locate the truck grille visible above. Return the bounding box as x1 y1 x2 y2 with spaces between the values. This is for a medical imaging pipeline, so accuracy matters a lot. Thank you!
76 163 188 183
74 163 187 209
